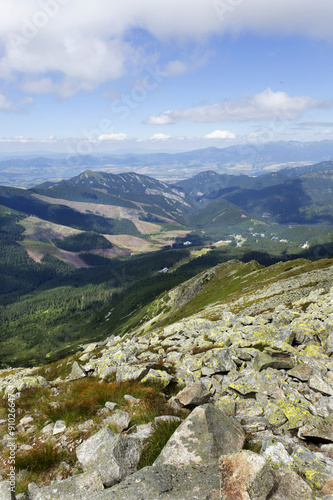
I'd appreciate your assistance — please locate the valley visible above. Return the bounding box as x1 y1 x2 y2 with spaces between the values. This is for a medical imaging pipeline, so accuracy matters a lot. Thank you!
1 159 333 368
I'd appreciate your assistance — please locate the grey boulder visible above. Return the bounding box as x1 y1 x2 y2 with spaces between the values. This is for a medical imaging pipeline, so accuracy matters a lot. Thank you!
76 427 142 487
220 450 275 500
154 403 245 467
28 471 104 500
175 382 212 407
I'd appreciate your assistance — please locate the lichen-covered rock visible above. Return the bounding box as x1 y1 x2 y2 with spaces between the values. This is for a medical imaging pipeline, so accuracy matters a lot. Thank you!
175 382 212 407
141 369 173 388
89 463 220 500
5 375 49 395
219 450 275 500
0 481 12 500
66 361 86 381
154 404 245 467
76 427 142 487
299 416 333 443
201 349 237 374
309 374 333 396
291 445 332 490
264 402 288 428
261 441 293 469
268 469 313 499
254 351 295 372
28 471 104 499
116 365 149 382
108 410 132 432
287 363 312 381
213 395 236 417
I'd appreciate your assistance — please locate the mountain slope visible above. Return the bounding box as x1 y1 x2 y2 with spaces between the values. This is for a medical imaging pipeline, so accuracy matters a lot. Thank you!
172 170 288 205
224 169 333 224
33 170 194 222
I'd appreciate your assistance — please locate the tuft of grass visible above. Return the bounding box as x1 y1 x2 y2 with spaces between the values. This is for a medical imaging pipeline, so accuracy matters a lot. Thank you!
131 392 178 426
16 386 52 417
243 433 262 454
15 442 74 473
137 420 181 469
46 379 157 426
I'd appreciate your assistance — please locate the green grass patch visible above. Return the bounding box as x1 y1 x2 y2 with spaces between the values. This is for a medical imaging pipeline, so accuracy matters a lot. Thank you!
15 442 74 473
137 419 181 469
46 379 157 426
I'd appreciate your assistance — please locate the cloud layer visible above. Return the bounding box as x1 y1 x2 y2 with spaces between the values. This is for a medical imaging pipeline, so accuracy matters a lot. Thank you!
0 0 333 96
146 89 331 124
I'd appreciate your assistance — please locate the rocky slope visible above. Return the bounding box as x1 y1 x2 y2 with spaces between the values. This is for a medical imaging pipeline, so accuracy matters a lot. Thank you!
1 258 333 499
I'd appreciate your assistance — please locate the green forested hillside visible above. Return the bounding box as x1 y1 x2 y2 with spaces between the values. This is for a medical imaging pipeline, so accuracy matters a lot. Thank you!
53 232 112 252
0 206 75 302
0 186 140 235
1 165 333 368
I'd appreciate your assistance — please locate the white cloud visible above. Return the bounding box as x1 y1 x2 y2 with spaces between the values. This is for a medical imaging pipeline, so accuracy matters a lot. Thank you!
0 93 32 113
162 61 188 77
0 1 332 95
150 133 171 141
146 89 331 124
0 94 15 111
322 129 333 135
204 130 236 139
98 133 129 141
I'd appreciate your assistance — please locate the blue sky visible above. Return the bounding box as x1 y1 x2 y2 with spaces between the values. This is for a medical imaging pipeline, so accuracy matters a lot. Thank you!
0 0 333 154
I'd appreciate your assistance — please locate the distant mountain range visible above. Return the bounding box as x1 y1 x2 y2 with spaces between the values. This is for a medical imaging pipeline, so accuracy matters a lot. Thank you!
1 160 333 241
1 140 332 188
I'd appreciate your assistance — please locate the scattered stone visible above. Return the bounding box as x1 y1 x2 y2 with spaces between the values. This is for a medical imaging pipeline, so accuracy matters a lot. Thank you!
129 423 154 444
322 478 333 496
261 441 293 468
124 394 140 405
77 419 94 432
309 374 333 396
16 494 28 500
41 423 54 434
288 363 312 381
116 365 148 382
175 382 212 407
105 401 117 411
66 361 86 381
254 351 295 371
141 369 173 388
202 349 236 374
89 463 220 500
5 375 49 395
299 416 333 443
154 415 182 425
82 343 99 353
219 450 275 500
20 444 34 451
108 410 131 432
0 481 12 500
19 416 34 426
53 420 67 436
